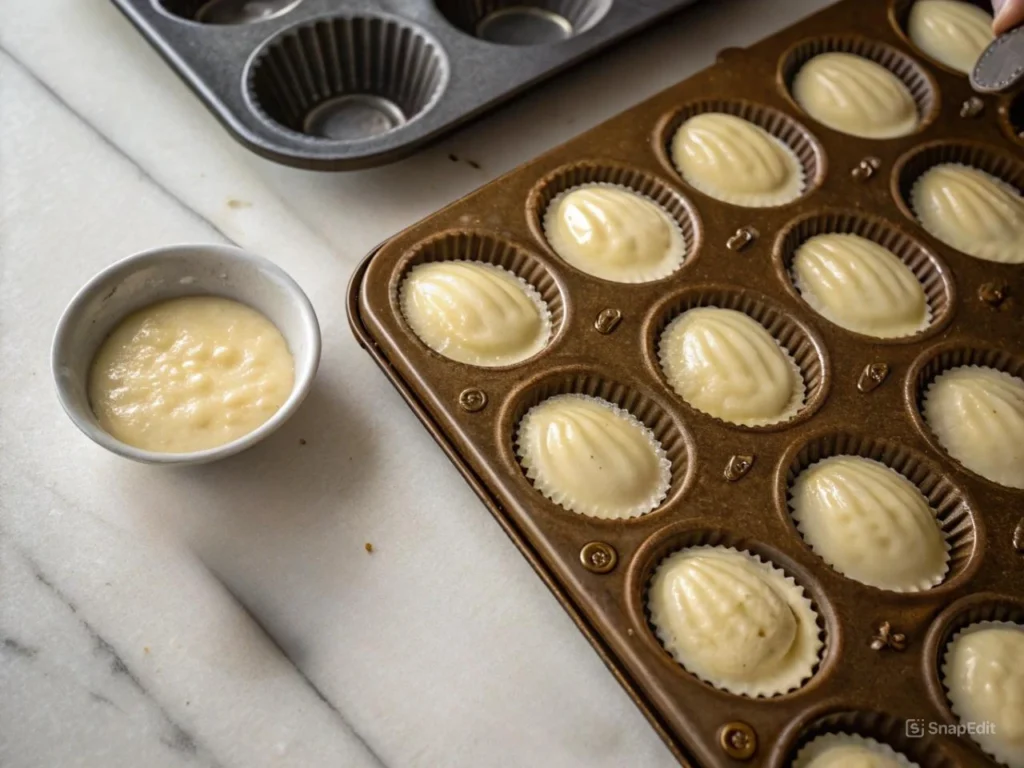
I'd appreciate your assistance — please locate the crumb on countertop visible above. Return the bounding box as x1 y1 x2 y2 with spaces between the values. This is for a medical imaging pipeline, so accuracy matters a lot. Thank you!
227 199 251 209
364 542 374 554
446 153 481 170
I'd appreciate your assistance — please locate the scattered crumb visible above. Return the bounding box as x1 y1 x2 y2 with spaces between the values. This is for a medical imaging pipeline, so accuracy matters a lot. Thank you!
298 438 307 446
144 646 150 654
364 542 374 554
446 153 481 170
227 199 251 209
626 628 634 637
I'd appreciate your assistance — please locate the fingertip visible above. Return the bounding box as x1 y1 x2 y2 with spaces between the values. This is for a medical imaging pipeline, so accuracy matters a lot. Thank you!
993 0 1024 36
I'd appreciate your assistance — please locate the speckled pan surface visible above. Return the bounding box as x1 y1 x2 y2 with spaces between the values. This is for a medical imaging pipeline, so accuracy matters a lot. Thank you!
348 0 1024 765
109 0 699 169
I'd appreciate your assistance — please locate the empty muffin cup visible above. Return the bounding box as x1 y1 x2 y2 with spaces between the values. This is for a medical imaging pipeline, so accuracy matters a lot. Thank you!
246 15 449 141
158 0 303 23
434 0 611 45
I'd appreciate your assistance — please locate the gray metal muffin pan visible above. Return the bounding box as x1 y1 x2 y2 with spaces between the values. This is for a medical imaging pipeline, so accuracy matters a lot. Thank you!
111 0 700 170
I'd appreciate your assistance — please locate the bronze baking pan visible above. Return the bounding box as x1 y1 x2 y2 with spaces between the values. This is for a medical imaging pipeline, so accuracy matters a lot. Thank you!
348 0 1024 764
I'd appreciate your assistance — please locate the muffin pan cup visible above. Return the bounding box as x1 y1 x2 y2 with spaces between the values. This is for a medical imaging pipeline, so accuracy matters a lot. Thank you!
112 0 699 170
349 0 1024 765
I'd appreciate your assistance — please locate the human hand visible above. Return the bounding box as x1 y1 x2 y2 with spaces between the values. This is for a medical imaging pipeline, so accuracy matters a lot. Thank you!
993 0 1024 35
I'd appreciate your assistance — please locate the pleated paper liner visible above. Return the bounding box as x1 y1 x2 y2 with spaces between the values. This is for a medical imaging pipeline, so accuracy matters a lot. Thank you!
655 99 825 207
504 368 693 519
778 34 939 133
893 140 1024 231
528 161 701 282
782 709 958 767
246 15 448 142
888 0 993 77
391 230 565 367
908 342 1024 489
772 209 955 342
434 0 611 45
646 285 829 431
778 429 979 592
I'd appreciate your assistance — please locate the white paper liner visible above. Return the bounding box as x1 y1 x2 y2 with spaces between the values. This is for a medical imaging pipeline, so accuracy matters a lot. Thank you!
399 260 552 367
789 455 950 592
790 234 932 339
515 393 671 520
922 365 1024 489
791 733 921 768
541 182 687 283
793 53 920 139
647 545 823 697
907 0 993 75
670 114 805 207
910 163 1024 265
657 308 807 427
941 620 1024 768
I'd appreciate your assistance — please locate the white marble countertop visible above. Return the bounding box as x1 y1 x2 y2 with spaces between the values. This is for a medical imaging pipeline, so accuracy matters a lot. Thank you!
0 1 831 765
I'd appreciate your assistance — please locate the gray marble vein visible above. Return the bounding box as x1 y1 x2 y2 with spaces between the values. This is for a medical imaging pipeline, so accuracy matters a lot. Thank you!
0 45 237 249
203 565 388 768
22 552 219 766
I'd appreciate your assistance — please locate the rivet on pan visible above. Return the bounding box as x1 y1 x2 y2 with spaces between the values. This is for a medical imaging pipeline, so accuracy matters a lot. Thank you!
979 281 1009 308
458 388 487 412
1013 519 1024 554
718 721 757 760
726 226 758 251
857 362 890 393
724 454 755 482
960 97 985 118
851 156 881 181
594 308 623 335
870 621 907 652
580 541 617 574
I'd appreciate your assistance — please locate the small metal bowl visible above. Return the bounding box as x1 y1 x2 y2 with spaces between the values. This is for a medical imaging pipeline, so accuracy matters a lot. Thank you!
51 243 321 464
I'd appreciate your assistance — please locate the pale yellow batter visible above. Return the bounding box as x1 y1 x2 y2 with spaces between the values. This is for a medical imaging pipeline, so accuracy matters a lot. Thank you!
790 456 949 591
793 734 920 768
648 546 822 696
791 234 929 338
399 261 550 366
908 0 993 74
516 394 671 519
923 365 1024 488
658 307 805 427
543 184 685 283
912 164 1024 264
671 113 804 207
792 52 919 139
943 623 1024 767
89 296 294 453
